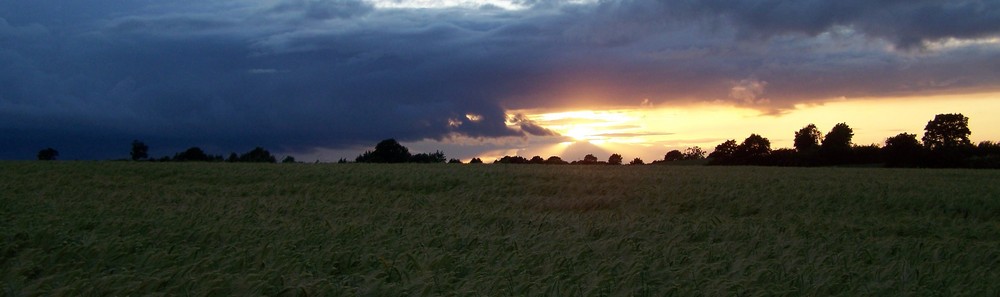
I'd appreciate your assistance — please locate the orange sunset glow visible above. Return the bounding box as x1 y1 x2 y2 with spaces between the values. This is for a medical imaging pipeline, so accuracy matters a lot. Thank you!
474 91 1000 163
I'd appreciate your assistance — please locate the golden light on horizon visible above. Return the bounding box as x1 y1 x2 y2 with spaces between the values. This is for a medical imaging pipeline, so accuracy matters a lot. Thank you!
506 91 1000 162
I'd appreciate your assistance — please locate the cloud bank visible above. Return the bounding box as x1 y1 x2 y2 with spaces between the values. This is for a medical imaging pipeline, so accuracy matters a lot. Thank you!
1 0 998 158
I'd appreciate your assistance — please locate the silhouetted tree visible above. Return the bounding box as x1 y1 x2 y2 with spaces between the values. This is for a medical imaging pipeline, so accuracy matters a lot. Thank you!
240 147 277 163
37 148 58 161
683 146 706 160
735 134 771 164
545 156 568 165
281 156 296 163
884 133 923 167
664 150 683 161
607 154 622 165
226 153 239 162
448 158 462 164
708 140 738 164
820 123 853 165
356 139 411 163
337 158 348 164
581 154 598 164
822 123 854 151
469 158 483 164
794 124 822 152
629 157 644 165
410 151 446 163
923 113 972 151
529 156 545 164
920 114 974 167
174 147 210 162
130 140 148 161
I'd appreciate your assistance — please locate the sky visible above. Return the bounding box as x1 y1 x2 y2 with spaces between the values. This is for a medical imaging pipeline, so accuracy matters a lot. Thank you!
2 0 1000 161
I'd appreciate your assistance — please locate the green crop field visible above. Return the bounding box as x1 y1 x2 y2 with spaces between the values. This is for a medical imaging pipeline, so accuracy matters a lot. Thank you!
2 162 999 296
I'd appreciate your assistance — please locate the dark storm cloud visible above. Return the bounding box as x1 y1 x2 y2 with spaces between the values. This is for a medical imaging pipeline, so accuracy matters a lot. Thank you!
1 0 999 159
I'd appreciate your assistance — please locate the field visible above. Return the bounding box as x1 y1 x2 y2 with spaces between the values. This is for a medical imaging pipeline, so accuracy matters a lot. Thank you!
2 162 1000 296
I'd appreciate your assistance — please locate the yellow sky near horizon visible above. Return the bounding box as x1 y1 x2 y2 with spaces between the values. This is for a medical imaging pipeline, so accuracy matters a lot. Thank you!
501 92 1000 162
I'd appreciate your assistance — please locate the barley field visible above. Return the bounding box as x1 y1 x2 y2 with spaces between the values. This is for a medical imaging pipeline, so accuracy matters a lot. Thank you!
2 162 999 296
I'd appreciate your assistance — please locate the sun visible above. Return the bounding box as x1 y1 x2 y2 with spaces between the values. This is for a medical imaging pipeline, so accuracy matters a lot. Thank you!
564 127 602 142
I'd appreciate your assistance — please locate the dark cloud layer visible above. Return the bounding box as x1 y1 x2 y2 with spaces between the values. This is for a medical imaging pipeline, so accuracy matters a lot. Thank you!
2 0 999 159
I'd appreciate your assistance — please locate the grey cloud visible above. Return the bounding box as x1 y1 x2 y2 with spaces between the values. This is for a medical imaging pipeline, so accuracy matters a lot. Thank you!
509 114 560 136
268 0 374 20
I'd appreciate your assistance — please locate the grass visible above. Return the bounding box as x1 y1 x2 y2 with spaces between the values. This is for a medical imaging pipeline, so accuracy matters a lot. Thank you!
2 162 999 296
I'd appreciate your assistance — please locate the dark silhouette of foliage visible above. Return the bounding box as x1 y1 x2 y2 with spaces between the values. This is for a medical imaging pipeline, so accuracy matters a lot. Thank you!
977 141 1000 156
581 154 598 164
495 156 530 164
281 156 296 163
921 114 973 167
794 124 822 152
337 158 348 164
970 141 1000 168
239 147 277 163
820 123 854 165
448 158 462 164
850 144 883 165
822 123 854 151
608 154 623 165
708 140 738 164
761 148 800 166
469 158 484 164
923 113 972 151
131 140 148 161
545 156 568 165
734 134 771 164
37 148 59 161
884 133 924 167
529 156 545 164
356 139 412 163
629 157 644 165
410 151 446 163
174 147 211 162
683 147 706 160
226 153 239 163
664 150 683 161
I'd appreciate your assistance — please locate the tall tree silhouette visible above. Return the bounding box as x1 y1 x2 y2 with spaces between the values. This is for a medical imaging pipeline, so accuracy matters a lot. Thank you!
922 114 973 167
923 113 971 151
130 140 148 161
735 134 771 164
822 123 854 151
820 123 853 164
794 124 822 152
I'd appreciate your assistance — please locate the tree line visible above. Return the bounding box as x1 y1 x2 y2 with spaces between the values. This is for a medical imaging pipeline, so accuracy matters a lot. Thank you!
34 113 999 168
702 113 998 168
478 113 1000 168
36 141 292 163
